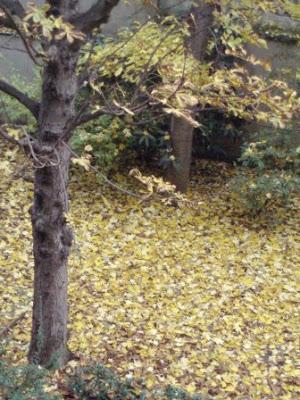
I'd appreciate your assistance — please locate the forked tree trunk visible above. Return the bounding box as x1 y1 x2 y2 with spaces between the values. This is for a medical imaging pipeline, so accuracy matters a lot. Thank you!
167 0 214 192
28 42 79 367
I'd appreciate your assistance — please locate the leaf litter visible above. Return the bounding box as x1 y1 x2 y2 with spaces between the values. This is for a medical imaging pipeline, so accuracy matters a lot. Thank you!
0 145 299 399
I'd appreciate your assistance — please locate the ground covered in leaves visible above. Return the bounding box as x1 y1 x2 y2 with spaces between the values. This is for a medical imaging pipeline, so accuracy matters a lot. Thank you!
0 145 299 399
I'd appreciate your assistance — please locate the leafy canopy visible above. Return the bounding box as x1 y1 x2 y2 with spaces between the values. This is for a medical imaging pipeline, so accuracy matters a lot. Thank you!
17 0 299 132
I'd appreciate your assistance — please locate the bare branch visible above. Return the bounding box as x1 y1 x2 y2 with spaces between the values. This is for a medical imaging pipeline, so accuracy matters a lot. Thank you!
0 0 25 18
0 126 61 169
0 79 40 119
62 140 143 199
0 311 28 338
0 14 14 29
73 107 122 127
0 0 25 30
0 126 21 146
72 0 120 33
0 0 25 28
0 6 41 65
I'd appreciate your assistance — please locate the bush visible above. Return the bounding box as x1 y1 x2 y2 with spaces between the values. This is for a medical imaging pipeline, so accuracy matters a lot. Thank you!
71 114 169 174
230 127 300 214
193 112 244 161
69 364 141 400
68 364 209 400
239 128 300 173
0 352 57 400
230 172 299 214
0 352 209 400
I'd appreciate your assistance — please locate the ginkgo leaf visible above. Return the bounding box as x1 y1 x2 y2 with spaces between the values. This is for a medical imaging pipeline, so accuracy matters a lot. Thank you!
1 144 299 399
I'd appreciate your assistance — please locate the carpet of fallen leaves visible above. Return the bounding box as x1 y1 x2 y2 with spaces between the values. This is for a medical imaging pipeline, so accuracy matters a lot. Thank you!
0 145 299 400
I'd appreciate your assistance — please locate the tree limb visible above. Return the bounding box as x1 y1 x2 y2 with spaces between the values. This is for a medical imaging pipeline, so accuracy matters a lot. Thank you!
0 311 27 338
0 14 14 29
0 80 40 119
256 12 300 40
0 126 21 146
73 107 122 127
0 0 25 18
71 0 120 33
0 0 25 27
0 5 41 65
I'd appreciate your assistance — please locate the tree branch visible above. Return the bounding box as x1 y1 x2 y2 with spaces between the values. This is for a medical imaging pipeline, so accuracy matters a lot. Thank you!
0 0 25 27
0 14 13 29
0 80 40 119
72 0 120 33
0 126 21 146
0 5 41 65
0 0 25 18
0 311 27 338
73 107 122 127
256 12 300 40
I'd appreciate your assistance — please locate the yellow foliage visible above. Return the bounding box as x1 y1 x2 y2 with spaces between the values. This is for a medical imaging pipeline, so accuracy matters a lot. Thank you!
0 145 299 399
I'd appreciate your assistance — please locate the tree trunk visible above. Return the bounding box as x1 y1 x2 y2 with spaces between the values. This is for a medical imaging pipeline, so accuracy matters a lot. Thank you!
189 1 214 61
167 0 214 192
0 0 121 368
167 116 194 192
28 41 78 367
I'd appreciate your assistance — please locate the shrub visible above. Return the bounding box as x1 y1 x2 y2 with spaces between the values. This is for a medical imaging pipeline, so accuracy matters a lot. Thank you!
68 364 209 400
71 114 169 173
239 128 300 173
0 348 209 400
230 172 299 214
229 127 300 214
0 351 57 400
193 112 244 161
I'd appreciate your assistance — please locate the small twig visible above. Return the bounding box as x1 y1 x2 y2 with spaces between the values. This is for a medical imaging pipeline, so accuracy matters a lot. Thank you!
0 311 27 338
62 140 143 199
1 125 138 201
0 126 22 146
167 47 187 100
130 24 179 106
1 5 41 66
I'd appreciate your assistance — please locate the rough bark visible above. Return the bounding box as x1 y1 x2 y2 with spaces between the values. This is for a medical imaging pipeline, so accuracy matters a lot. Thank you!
72 0 120 33
167 116 194 192
28 36 79 366
189 1 214 61
29 145 73 367
167 118 194 193
167 0 214 192
27 0 122 368
0 0 121 369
